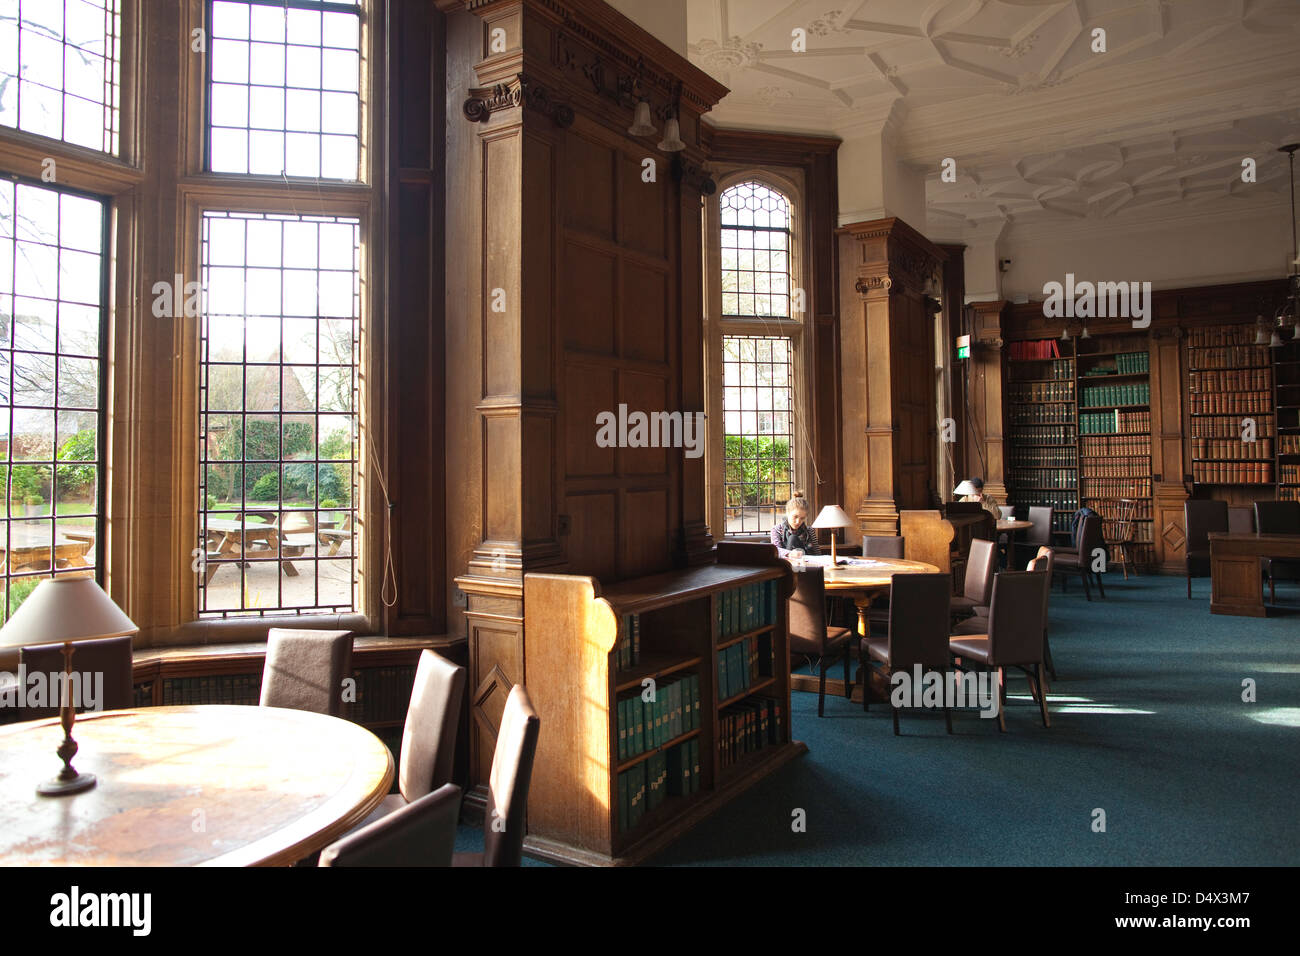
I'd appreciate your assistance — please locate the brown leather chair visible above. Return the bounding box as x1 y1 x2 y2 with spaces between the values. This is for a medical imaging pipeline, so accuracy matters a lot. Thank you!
862 535 905 558
1017 505 1053 565
453 683 539 867
953 547 1057 682
259 628 353 716
948 570 1051 732
1183 500 1228 599
1255 500 1300 602
1053 513 1106 600
860 573 953 733
359 648 466 826
319 783 461 867
950 538 997 619
18 635 134 720
1228 507 1254 534
788 565 853 717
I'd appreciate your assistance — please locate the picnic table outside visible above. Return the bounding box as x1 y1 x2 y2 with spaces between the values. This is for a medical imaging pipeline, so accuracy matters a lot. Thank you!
1 525 95 575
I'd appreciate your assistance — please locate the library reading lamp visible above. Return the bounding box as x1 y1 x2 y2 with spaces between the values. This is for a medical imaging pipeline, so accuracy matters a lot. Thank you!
0 575 138 795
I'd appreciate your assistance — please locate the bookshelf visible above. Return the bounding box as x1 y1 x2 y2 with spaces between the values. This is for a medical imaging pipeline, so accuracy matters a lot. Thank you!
1275 334 1300 502
1006 338 1078 540
521 543 801 866
1187 326 1275 487
1076 336 1155 566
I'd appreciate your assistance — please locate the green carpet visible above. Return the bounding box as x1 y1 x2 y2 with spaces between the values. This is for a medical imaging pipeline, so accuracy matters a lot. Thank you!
457 573 1299 866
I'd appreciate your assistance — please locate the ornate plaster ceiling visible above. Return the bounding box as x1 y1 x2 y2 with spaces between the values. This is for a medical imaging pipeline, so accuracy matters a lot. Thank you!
687 0 1300 233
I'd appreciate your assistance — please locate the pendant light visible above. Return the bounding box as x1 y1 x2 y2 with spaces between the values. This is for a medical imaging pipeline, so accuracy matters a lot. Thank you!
658 114 685 152
627 99 657 137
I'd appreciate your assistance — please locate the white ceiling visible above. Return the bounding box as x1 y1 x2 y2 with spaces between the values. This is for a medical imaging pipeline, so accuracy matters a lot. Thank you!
687 0 1300 235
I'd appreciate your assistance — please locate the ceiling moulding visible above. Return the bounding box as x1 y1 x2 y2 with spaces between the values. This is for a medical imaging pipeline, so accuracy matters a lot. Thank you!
999 198 1286 243
896 45 1300 164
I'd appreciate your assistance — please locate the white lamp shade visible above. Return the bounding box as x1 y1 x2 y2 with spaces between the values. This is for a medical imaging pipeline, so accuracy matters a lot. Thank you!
953 480 979 497
811 505 853 530
657 117 685 152
0 575 138 649
627 100 656 137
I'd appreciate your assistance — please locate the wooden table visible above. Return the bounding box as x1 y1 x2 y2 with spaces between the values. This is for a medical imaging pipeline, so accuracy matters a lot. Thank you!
0 705 394 866
793 555 941 636
205 517 301 581
1209 532 1300 616
0 525 95 574
997 519 1034 568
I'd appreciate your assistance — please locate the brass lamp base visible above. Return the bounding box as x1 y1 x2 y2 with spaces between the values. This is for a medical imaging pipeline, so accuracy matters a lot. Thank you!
37 771 97 797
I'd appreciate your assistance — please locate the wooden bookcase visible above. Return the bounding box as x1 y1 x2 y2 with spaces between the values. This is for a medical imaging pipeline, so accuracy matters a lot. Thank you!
1186 326 1276 488
1274 335 1300 502
521 544 802 866
1005 338 1078 541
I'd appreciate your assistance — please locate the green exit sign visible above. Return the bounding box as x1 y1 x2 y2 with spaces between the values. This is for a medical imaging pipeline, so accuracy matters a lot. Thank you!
956 334 970 360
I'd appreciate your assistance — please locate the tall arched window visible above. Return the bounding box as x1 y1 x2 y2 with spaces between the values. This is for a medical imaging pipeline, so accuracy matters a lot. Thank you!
716 180 800 535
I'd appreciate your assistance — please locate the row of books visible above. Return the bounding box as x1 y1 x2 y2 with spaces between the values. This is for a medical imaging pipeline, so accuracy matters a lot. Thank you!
1191 438 1274 460
1190 392 1273 415
718 695 784 770
1010 357 1074 381
1008 424 1075 445
1187 327 1258 347
617 740 700 834
1081 381 1150 408
1084 351 1148 375
1282 486 1300 501
1008 339 1065 360
616 614 641 670
1193 462 1274 484
1008 381 1074 404
1010 404 1074 425
1282 435 1300 455
1008 491 1077 533
1080 435 1151 456
1080 455 1150 478
718 636 767 702
1010 467 1076 489
161 674 260 707
1009 447 1076 468
1280 464 1299 484
616 674 700 762
1187 345 1270 371
1080 409 1149 434
715 581 778 639
1085 497 1152 520
1082 477 1151 498
1190 368 1273 393
1191 414 1274 438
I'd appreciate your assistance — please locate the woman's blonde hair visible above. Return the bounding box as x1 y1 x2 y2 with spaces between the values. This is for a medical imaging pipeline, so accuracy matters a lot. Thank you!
785 490 809 519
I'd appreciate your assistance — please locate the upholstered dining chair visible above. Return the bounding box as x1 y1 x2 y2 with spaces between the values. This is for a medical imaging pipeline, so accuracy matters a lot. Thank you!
950 538 997 621
788 565 853 717
1255 500 1300 603
1183 500 1228 599
319 784 461 867
1227 506 1254 535
356 648 466 828
948 570 1051 732
952 547 1057 683
1052 513 1106 600
259 628 353 716
862 535 905 558
860 572 953 734
453 683 540 867
1017 505 1053 566
18 634 134 720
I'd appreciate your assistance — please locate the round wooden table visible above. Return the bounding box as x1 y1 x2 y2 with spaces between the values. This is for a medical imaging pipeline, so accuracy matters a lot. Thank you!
997 519 1035 567
796 556 941 636
0 705 394 866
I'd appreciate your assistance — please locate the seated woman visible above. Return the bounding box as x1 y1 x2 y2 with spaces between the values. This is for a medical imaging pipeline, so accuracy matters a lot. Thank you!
769 491 822 558
958 477 1002 524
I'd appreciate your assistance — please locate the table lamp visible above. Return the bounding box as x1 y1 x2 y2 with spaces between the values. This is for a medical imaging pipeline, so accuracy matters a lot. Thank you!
812 505 854 565
953 480 979 498
0 574 138 796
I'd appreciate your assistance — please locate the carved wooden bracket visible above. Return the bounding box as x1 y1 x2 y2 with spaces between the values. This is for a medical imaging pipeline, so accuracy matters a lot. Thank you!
671 156 715 195
463 74 574 128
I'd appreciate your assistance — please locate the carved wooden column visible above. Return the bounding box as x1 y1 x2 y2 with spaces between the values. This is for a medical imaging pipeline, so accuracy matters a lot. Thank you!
966 299 1009 504
1150 325 1188 572
839 218 946 535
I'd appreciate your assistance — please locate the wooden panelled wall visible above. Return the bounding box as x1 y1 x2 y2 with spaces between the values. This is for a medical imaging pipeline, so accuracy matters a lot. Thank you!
439 0 727 804
976 278 1286 572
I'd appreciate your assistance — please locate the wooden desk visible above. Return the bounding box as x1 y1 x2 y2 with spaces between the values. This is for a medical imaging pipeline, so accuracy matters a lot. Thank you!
793 555 941 636
1209 532 1300 617
0 705 394 866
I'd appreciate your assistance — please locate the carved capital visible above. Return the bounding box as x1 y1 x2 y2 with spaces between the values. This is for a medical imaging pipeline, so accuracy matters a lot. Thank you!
671 156 715 195
841 217 946 300
463 74 573 128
